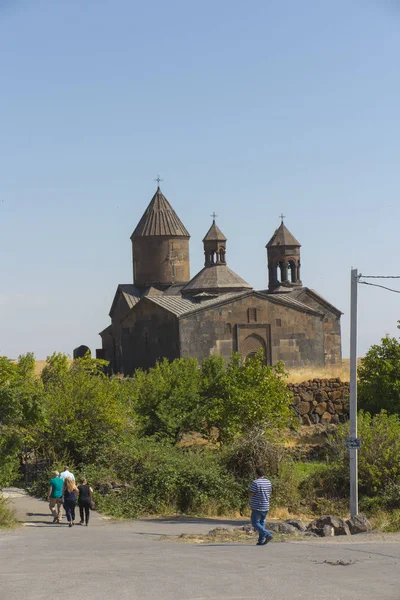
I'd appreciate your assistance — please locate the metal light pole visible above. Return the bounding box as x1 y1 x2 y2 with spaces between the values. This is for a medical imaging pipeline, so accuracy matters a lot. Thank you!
349 268 359 517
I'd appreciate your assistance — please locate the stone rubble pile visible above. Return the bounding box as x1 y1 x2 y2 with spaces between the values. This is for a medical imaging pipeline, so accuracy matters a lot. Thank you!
287 378 350 425
234 514 371 538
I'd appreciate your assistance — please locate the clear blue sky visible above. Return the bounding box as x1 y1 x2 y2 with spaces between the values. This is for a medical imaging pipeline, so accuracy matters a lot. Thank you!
1 0 399 360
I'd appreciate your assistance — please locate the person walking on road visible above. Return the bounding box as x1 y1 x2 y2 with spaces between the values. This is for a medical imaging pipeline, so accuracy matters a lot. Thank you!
77 478 93 526
60 466 75 481
63 477 79 527
47 470 63 523
249 467 273 546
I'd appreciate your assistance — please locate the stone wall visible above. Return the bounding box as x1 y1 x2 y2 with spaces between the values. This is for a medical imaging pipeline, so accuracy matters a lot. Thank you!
288 378 349 425
179 293 328 368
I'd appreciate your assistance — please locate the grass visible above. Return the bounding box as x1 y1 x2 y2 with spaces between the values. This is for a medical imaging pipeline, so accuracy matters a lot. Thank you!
285 359 351 383
370 510 400 533
0 495 17 528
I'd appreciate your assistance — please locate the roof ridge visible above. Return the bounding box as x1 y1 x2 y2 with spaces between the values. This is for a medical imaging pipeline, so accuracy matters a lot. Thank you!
182 264 252 293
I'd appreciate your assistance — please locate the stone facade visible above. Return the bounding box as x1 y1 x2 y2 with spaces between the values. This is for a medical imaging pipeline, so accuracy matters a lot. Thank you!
179 293 328 368
288 378 350 425
97 186 343 374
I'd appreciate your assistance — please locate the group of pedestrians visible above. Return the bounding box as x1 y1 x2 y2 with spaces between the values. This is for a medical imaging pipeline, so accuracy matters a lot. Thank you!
47 466 94 528
49 464 272 542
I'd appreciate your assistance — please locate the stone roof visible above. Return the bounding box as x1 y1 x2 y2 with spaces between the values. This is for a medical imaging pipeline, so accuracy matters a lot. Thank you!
109 284 141 317
182 265 252 294
131 187 190 238
145 289 324 318
99 324 113 337
258 290 324 316
290 287 343 316
145 292 248 317
202 220 227 242
266 222 301 247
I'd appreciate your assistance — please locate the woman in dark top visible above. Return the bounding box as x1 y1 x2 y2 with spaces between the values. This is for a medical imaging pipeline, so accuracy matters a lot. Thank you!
63 477 79 527
78 478 93 526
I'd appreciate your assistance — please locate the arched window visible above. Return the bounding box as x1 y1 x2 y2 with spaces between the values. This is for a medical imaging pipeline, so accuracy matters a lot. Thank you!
241 333 267 363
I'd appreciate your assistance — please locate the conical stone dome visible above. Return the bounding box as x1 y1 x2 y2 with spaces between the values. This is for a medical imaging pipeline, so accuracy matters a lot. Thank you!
131 187 190 288
131 187 190 238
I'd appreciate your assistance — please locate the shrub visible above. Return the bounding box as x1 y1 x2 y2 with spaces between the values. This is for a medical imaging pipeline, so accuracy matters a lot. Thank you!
222 428 301 512
371 510 400 532
358 326 400 414
299 462 349 514
41 354 131 464
324 411 400 495
133 358 202 441
203 353 294 442
223 428 285 481
85 439 243 518
133 353 294 444
0 495 16 528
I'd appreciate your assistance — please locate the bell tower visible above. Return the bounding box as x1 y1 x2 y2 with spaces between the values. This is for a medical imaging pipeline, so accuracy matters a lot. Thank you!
202 214 227 266
130 186 190 289
266 217 302 290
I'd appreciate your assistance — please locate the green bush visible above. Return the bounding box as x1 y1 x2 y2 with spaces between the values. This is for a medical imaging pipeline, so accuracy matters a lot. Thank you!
323 411 400 495
84 439 243 518
27 454 76 499
40 354 132 465
221 429 302 512
358 326 400 415
0 495 16 528
299 461 349 514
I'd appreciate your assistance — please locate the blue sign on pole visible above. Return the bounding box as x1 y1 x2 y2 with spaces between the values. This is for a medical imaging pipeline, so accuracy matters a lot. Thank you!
346 437 361 450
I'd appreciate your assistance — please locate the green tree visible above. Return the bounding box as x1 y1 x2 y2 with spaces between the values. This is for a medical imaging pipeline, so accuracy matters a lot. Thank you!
0 353 45 485
134 358 202 441
359 324 400 414
41 352 70 386
322 410 400 496
41 354 130 464
201 352 293 442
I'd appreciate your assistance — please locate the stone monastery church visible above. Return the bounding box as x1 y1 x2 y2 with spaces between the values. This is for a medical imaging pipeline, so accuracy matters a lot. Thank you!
99 186 342 374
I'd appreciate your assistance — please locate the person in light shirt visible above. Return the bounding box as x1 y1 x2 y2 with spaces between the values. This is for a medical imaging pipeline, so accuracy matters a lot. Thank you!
60 466 75 481
249 467 273 546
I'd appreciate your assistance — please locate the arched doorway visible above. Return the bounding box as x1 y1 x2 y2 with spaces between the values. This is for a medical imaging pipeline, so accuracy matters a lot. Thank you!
241 333 267 362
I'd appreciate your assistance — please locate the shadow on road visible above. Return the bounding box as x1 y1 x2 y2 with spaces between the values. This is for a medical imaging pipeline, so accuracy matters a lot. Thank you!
139 516 249 527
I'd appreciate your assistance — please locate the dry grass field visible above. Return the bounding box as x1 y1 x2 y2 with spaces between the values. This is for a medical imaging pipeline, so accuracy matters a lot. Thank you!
286 358 351 383
34 359 72 375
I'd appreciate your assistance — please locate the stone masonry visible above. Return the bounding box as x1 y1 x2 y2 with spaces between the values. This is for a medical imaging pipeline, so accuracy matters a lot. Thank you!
288 378 349 425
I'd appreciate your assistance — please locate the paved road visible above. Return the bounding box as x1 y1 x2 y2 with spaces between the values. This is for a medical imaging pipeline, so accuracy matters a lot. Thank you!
1 489 399 600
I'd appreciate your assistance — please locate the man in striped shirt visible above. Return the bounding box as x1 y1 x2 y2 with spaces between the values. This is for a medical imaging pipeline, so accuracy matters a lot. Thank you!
249 467 273 546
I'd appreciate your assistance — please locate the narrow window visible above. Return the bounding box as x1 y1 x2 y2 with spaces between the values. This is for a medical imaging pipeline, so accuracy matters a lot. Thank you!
247 308 257 323
276 319 282 327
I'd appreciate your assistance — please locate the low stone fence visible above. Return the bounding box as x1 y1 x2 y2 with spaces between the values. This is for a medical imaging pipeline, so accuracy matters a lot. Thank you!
288 378 350 425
